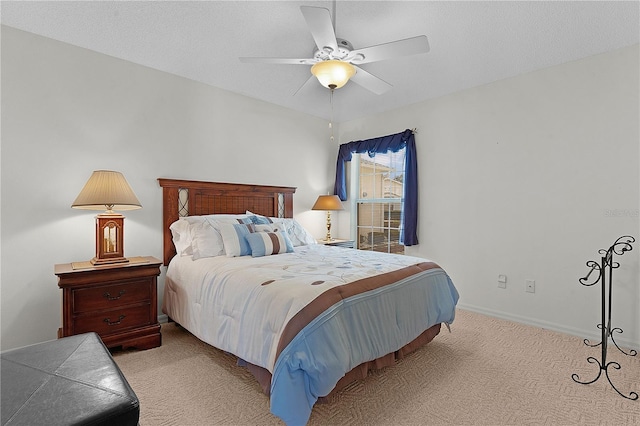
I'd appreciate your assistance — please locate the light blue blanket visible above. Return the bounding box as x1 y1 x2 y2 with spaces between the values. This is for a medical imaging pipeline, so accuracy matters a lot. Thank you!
270 267 459 425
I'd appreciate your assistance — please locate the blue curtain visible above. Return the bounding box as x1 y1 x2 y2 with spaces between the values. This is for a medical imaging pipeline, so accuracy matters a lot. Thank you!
333 129 418 246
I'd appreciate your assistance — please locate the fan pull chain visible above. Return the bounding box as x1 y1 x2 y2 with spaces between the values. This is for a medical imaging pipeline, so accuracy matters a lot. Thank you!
329 88 335 142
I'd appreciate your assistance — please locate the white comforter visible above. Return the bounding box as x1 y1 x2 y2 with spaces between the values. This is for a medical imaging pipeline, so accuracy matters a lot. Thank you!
164 244 439 372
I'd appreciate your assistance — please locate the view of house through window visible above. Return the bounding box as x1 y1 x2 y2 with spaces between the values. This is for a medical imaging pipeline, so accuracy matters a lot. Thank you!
355 148 406 254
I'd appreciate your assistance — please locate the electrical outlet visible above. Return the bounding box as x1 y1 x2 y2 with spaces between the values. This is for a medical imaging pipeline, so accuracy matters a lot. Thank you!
498 275 507 289
526 279 535 293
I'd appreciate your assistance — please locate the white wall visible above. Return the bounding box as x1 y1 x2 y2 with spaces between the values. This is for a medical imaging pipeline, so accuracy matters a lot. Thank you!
2 26 638 352
338 44 640 349
0 27 335 350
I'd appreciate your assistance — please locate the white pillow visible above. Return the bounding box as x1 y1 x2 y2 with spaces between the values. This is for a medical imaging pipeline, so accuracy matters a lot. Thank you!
169 219 193 256
280 218 317 247
171 214 251 258
191 220 225 260
184 213 250 225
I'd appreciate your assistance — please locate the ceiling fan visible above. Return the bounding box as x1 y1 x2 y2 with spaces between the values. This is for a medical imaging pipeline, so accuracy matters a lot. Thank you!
239 5 430 95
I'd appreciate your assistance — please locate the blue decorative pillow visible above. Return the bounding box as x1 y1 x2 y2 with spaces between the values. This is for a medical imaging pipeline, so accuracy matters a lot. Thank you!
218 222 256 257
248 215 273 225
245 231 294 257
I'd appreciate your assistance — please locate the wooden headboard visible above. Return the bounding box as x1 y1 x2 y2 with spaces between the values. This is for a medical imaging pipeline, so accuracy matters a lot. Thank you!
158 179 296 265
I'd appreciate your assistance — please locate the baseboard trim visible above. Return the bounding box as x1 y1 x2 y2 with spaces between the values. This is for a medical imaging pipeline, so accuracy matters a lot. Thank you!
456 302 640 351
157 314 169 324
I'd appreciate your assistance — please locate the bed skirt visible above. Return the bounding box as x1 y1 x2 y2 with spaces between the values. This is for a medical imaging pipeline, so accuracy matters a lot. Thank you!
244 322 442 400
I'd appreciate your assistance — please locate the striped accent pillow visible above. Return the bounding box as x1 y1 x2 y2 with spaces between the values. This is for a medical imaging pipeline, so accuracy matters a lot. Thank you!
218 222 257 257
245 231 294 257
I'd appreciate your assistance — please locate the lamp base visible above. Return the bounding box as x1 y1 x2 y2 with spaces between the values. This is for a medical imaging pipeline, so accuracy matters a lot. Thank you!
90 256 130 266
93 213 128 265
325 211 333 241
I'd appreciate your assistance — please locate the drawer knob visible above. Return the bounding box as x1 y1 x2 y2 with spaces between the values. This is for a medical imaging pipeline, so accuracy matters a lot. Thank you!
103 315 126 326
103 290 126 301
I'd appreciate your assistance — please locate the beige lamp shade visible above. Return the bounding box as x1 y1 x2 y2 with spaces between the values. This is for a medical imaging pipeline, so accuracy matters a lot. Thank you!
312 194 343 241
72 170 142 212
310 60 356 90
312 195 344 211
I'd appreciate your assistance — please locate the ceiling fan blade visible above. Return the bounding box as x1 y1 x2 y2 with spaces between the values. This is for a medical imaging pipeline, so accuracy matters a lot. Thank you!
292 75 318 97
300 6 338 54
239 57 315 65
350 66 392 95
349 35 430 64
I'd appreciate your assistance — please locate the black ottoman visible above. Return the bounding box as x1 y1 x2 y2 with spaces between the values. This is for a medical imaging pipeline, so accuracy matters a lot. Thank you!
1 332 139 426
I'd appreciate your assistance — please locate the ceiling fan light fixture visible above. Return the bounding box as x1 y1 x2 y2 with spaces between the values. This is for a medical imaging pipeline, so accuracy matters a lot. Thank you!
311 60 356 90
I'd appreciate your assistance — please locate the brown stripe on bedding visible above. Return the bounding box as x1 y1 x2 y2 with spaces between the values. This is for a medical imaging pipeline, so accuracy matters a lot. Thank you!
275 261 441 360
268 232 281 253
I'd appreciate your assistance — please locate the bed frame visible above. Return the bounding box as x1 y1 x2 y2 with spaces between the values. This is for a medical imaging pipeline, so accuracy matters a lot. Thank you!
158 178 442 402
158 178 296 265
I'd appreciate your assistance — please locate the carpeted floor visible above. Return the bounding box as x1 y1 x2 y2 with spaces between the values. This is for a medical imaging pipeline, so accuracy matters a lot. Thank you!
113 309 639 425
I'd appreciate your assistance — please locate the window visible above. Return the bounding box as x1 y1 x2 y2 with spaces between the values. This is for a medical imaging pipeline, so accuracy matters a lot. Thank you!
335 129 418 246
353 148 406 254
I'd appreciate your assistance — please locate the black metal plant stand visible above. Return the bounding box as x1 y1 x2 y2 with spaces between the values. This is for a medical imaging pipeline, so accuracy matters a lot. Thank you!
571 235 638 400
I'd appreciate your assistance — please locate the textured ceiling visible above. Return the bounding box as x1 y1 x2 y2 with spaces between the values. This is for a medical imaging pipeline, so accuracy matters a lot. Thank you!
2 1 638 122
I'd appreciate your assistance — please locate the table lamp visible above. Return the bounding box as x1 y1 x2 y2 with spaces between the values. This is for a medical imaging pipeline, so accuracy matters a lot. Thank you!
71 170 142 265
311 194 344 241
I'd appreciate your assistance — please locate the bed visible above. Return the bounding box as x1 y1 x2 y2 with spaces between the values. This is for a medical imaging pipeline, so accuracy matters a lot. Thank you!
158 178 459 425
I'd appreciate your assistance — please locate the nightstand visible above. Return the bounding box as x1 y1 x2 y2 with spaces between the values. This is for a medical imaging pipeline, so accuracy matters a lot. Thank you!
317 239 355 248
55 256 162 350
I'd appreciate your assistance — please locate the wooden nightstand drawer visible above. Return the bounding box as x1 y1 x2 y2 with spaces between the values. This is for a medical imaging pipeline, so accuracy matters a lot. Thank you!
73 280 151 313
73 304 152 335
